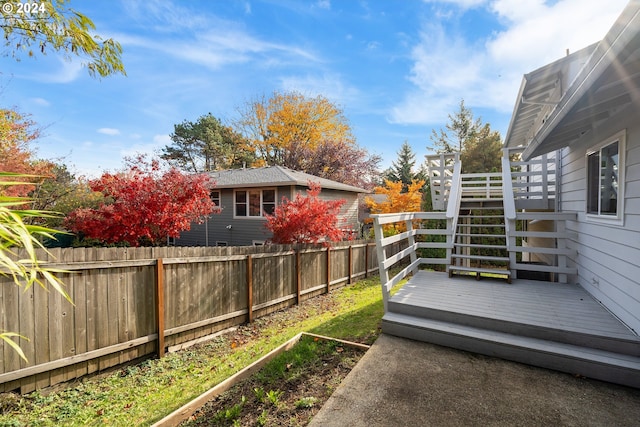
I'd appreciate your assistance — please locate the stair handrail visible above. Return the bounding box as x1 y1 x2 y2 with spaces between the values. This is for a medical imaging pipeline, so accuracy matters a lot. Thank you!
445 158 463 259
446 158 462 218
501 155 517 221
502 155 518 277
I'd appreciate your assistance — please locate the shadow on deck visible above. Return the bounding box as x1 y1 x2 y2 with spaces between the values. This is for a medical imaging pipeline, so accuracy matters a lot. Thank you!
382 271 640 388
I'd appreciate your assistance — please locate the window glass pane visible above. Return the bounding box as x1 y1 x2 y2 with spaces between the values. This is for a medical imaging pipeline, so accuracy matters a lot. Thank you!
262 189 275 215
249 190 261 216
235 191 246 216
263 203 275 215
211 191 220 205
600 141 619 215
587 152 599 214
263 189 275 203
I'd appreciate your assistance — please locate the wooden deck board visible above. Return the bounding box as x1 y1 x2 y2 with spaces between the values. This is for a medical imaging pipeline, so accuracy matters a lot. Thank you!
390 271 639 341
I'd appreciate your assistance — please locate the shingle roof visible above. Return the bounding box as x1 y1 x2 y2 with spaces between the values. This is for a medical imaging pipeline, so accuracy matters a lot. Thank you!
207 166 368 193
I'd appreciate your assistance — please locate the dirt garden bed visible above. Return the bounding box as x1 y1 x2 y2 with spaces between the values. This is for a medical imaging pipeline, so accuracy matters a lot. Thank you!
153 333 367 427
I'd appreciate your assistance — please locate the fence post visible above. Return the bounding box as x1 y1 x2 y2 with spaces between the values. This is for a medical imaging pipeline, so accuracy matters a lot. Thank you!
296 250 301 304
348 245 353 284
364 243 369 279
326 247 331 293
247 254 253 323
155 258 165 358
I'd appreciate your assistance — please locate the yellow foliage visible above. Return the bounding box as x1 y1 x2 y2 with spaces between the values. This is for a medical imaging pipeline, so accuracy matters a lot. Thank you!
236 91 354 164
365 179 425 233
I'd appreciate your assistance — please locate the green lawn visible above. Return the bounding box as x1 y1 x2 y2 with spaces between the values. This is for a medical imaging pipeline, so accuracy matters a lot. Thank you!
0 275 388 426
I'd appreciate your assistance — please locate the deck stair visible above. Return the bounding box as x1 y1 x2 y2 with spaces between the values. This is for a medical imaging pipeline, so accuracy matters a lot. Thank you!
449 173 511 282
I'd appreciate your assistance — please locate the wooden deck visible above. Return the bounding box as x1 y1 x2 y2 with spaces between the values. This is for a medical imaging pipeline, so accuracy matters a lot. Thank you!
382 271 640 388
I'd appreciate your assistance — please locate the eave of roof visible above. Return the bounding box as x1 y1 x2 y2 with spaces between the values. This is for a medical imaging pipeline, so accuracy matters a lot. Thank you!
519 2 640 160
207 165 368 193
504 44 597 149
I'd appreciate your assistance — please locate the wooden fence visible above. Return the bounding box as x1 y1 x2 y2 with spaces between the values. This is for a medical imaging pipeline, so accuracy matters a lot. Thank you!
0 240 378 394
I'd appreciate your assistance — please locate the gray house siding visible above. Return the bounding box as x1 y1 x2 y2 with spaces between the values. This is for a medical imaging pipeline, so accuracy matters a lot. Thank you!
292 187 361 230
177 184 362 247
559 103 640 334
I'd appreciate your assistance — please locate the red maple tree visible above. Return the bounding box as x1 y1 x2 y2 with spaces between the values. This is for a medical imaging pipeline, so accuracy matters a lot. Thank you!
0 108 54 197
265 182 351 245
64 158 218 246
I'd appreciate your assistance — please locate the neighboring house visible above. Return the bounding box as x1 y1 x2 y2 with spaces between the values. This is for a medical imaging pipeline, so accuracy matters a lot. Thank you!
504 1 640 334
175 166 368 246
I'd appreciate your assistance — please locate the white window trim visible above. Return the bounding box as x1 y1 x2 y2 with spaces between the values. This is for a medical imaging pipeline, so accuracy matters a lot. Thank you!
585 129 625 226
233 188 277 219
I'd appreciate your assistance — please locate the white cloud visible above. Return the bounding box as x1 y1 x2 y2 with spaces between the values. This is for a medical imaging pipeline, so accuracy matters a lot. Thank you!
153 134 171 144
35 59 83 84
98 128 121 136
422 0 487 9
31 97 50 107
316 0 331 10
279 73 360 106
115 3 318 71
119 134 171 159
391 0 629 125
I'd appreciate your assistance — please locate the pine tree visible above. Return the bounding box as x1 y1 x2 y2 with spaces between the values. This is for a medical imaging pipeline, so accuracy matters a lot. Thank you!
384 141 427 191
428 99 503 173
429 99 481 154
461 124 503 173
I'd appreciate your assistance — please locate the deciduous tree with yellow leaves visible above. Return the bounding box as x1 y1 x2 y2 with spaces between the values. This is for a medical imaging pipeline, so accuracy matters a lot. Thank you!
236 91 355 166
365 178 425 234
235 91 379 188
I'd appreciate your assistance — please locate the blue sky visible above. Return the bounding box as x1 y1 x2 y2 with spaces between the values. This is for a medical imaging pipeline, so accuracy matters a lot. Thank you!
1 0 629 177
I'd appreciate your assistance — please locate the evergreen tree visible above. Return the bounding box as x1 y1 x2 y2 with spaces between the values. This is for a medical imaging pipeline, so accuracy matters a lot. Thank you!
162 114 254 173
429 99 481 154
461 124 503 173
385 141 426 191
428 99 502 173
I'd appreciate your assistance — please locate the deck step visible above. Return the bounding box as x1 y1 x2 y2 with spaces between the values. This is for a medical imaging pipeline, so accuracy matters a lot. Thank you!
456 233 506 239
387 298 639 356
453 243 508 250
460 204 504 208
451 254 510 262
382 312 640 388
448 266 511 282
456 223 506 228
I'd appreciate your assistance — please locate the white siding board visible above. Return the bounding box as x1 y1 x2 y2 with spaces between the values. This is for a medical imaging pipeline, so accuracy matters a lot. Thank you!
627 162 640 182
557 106 640 334
575 235 640 286
577 257 640 335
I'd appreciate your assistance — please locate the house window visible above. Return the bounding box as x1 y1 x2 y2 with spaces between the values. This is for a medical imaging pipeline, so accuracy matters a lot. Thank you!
234 189 277 218
210 190 220 209
586 131 625 222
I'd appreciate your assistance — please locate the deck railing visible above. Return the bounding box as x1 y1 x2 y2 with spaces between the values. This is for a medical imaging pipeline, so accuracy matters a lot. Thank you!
503 146 557 210
426 153 459 210
460 172 503 200
506 211 577 283
371 212 452 310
